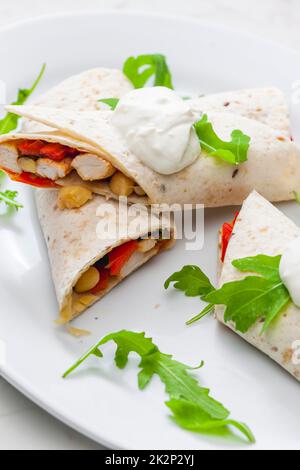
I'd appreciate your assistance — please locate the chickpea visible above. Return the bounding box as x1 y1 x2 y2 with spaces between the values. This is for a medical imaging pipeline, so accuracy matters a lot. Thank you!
74 267 100 294
57 186 92 210
109 171 134 197
18 157 37 174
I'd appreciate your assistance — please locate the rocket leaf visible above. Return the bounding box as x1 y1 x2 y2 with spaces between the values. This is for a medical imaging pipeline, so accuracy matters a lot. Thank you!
194 114 251 165
63 330 254 444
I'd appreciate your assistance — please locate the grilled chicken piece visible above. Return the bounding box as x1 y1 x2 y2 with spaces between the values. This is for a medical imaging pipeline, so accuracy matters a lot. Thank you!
71 153 116 181
0 143 21 174
119 248 159 278
36 157 73 180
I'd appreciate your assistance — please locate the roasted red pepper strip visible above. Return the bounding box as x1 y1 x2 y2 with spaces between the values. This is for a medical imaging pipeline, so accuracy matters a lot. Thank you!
18 140 78 162
90 267 109 294
18 140 45 156
39 143 78 161
108 240 138 276
221 212 239 262
7 170 58 188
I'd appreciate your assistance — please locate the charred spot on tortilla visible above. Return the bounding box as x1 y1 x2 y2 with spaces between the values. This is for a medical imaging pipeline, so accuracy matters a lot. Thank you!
232 169 239 178
282 348 293 365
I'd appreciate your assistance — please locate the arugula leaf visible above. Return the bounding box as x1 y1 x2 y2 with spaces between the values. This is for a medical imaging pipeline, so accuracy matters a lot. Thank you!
98 98 120 110
123 54 174 89
0 189 23 210
165 266 215 325
167 399 255 442
166 255 291 333
293 191 300 205
0 63 46 135
63 330 254 442
194 114 251 165
186 304 215 326
232 255 282 282
164 265 215 298
206 275 290 334
63 330 254 443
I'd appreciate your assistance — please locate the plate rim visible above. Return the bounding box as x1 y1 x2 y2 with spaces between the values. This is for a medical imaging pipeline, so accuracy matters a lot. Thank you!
0 8 299 59
1 10 300 450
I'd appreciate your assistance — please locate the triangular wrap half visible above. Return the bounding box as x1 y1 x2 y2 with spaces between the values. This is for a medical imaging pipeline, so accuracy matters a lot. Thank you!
36 190 175 323
216 191 300 380
3 105 300 207
0 67 147 203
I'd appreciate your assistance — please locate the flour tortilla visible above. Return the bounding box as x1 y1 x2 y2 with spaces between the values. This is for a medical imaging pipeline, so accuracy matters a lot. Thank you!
36 190 175 323
216 191 300 380
191 87 290 137
22 67 133 132
5 105 300 207
24 71 289 135
22 68 290 140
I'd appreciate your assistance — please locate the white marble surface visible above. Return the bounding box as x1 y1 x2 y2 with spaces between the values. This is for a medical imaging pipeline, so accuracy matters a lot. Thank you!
0 0 299 451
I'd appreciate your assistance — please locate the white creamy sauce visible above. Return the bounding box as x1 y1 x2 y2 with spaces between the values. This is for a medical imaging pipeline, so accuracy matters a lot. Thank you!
112 86 200 175
279 236 300 308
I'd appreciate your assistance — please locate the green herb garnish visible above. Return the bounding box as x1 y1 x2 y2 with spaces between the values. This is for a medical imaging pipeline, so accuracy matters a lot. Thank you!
98 98 119 110
0 63 46 135
123 54 174 89
293 191 300 205
194 114 251 165
166 255 290 333
63 330 254 443
165 265 216 325
164 265 215 297
0 188 23 210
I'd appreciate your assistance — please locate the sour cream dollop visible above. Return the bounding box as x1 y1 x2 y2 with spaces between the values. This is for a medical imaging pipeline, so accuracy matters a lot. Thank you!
279 236 300 307
112 86 200 175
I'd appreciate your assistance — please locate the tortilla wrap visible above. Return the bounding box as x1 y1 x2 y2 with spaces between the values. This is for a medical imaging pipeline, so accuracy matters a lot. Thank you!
216 191 300 380
191 87 290 137
3 105 300 207
22 68 133 132
36 190 175 324
23 69 289 135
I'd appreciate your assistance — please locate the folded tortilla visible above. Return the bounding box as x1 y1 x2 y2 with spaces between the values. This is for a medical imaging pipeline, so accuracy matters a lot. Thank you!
2 104 300 207
23 67 289 135
216 191 300 380
36 190 175 324
22 67 133 132
191 87 290 137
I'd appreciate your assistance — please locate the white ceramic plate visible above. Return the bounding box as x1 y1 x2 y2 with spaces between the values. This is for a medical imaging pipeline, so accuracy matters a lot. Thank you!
1 11 300 450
